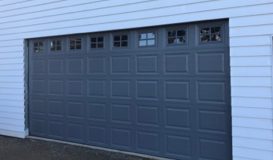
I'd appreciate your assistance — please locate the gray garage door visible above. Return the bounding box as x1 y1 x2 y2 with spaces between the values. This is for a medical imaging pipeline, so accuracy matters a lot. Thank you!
28 20 231 160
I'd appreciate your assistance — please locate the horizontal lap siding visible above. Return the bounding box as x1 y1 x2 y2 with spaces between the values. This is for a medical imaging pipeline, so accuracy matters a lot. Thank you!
0 0 272 159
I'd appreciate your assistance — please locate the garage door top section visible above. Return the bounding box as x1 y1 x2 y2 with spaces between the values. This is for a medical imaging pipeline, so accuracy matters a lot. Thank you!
28 20 231 160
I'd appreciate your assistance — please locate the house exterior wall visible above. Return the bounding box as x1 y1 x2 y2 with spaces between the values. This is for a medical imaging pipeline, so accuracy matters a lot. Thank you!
0 0 272 159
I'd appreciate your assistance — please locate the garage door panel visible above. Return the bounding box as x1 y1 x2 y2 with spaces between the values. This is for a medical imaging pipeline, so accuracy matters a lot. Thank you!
66 80 85 97
164 53 190 74
48 80 64 96
111 56 132 74
165 135 192 159
29 21 231 160
198 110 228 133
29 99 47 115
136 131 160 154
199 138 227 160
111 80 131 98
48 59 64 75
48 100 65 118
165 107 191 130
136 80 159 100
111 128 132 150
66 58 84 75
197 81 227 104
88 57 107 74
88 125 108 146
164 80 190 102
30 59 47 74
87 103 107 122
66 122 86 143
196 51 226 75
136 55 159 74
48 121 65 139
88 80 107 97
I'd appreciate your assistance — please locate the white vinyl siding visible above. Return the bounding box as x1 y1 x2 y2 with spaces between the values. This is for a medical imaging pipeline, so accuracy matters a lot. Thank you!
0 0 272 159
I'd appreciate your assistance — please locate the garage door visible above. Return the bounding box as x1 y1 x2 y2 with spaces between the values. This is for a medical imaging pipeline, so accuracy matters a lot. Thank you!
28 20 231 160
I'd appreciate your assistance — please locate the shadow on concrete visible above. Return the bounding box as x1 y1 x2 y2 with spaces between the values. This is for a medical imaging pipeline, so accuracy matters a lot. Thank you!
0 136 154 160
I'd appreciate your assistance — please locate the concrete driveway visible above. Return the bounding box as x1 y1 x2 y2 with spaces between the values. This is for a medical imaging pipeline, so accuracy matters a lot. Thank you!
0 136 154 160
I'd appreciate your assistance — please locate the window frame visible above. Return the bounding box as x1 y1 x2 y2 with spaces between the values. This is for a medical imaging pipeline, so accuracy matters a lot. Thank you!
112 32 130 49
69 36 83 51
33 40 45 54
49 38 63 52
90 35 105 49
138 31 157 48
166 27 188 46
198 23 224 44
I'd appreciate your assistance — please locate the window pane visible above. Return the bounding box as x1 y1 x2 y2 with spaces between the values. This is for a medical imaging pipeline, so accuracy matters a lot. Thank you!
121 35 128 41
138 32 156 47
91 43 97 48
98 43 104 48
147 39 155 46
90 36 104 49
113 34 128 48
200 28 210 42
114 36 120 41
168 37 175 44
98 37 104 42
200 26 222 43
211 27 221 41
50 40 62 51
70 38 81 50
167 29 186 45
147 33 155 39
140 33 147 40
114 41 120 47
139 40 146 47
91 38 97 43
177 30 185 37
34 41 43 53
121 41 128 47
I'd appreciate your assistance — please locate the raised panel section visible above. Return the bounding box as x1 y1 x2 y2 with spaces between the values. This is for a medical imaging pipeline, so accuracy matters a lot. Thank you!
111 129 131 148
165 81 189 101
165 108 190 129
48 121 65 138
137 106 159 126
111 104 131 124
199 139 227 160
196 52 225 74
166 135 191 158
88 57 106 74
88 126 106 145
137 81 158 100
31 60 46 74
31 80 46 94
111 80 130 98
30 119 47 136
48 80 64 96
66 80 83 96
30 99 46 115
111 56 130 74
88 80 106 97
199 110 227 133
48 100 64 117
137 55 158 73
137 132 160 154
48 59 64 74
87 103 106 121
165 54 189 74
67 123 84 142
67 101 84 119
66 59 84 74
197 81 226 104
